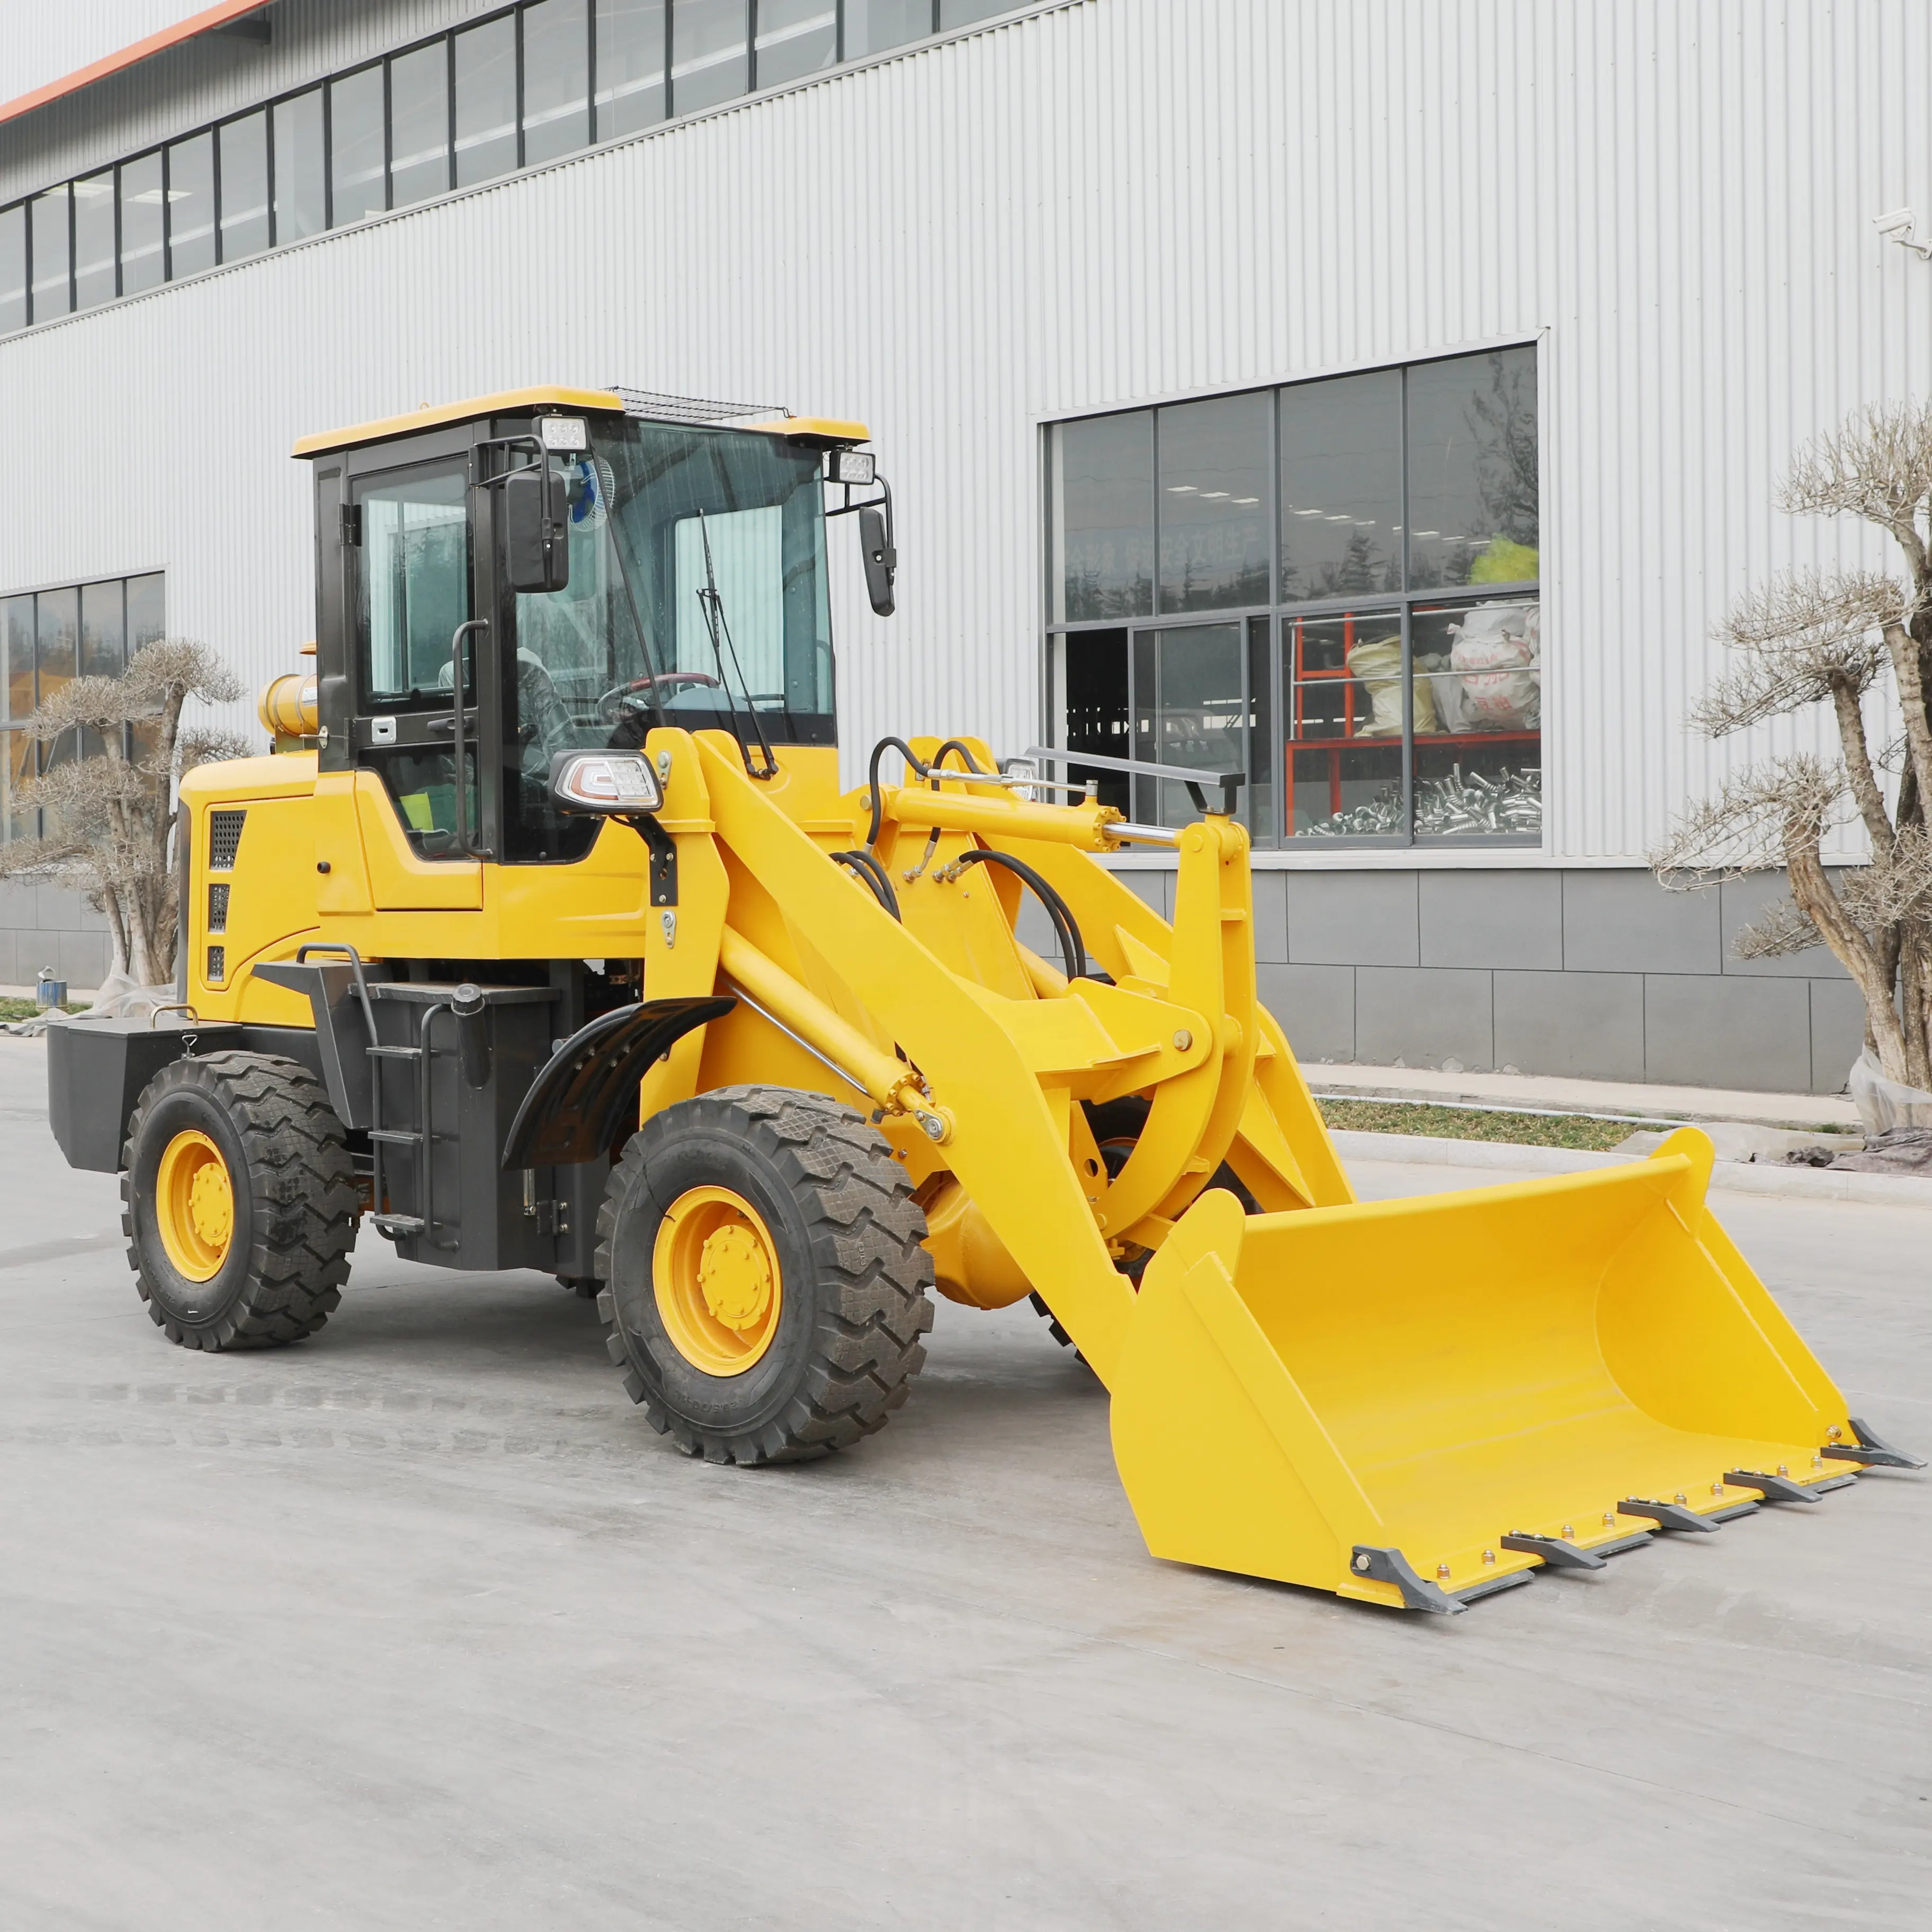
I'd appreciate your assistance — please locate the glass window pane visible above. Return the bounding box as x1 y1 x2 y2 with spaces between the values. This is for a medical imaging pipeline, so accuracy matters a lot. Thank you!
273 90 327 241
1283 606 1405 838
389 42 451 207
524 0 591 162
1 203 28 334
73 171 117 308
1278 368 1403 604
1134 622 1244 826
330 65 388 223
1406 346 1540 592
846 0 932 56
1053 628 1130 815
3 596 32 720
1246 613 1272 842
166 132 216 275
119 153 166 293
1410 594 1541 839
357 468 472 702
218 111 271 261
35 587 79 709
670 0 747 114
595 1 665 135
126 574 166 653
80 582 126 677
1157 392 1269 613
1050 412 1152 622
29 187 71 318
455 17 519 186
940 0 1008 23
755 0 835 86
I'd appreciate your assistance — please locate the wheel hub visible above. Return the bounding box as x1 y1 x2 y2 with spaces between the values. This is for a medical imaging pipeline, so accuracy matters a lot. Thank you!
155 1129 235 1282
652 1185 784 1376
697 1223 774 1330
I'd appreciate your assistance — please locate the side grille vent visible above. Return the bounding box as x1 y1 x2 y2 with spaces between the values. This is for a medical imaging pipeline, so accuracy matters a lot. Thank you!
206 945 227 983
208 883 229 933
207 809 247 871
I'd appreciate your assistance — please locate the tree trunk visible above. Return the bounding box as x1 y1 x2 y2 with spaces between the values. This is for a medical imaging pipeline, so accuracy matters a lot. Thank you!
1785 832 1910 1078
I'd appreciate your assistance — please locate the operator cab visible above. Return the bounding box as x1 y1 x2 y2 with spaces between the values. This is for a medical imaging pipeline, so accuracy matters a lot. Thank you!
298 386 891 868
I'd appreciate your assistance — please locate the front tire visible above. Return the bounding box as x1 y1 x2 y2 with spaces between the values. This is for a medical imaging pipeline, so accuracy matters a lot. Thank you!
123 1051 357 1350
596 1086 933 1464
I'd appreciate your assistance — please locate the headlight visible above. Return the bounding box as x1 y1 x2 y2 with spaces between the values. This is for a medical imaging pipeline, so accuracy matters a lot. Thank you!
549 749 664 813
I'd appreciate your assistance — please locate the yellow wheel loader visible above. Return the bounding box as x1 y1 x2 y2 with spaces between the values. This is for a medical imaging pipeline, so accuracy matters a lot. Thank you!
48 386 1919 1614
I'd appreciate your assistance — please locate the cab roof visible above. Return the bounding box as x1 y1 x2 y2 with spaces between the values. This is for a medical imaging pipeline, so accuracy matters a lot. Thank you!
292 386 870 458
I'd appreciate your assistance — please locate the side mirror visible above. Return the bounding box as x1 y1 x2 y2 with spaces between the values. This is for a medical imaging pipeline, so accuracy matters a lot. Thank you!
504 462 570 594
857 503 897 617
549 748 663 815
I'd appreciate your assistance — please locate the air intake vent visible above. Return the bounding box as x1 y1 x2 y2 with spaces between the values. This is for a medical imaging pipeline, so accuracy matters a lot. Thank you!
207 810 247 871
206 945 226 983
208 883 229 933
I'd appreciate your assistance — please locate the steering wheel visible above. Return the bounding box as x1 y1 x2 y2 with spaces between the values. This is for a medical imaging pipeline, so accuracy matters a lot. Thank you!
597 670 722 720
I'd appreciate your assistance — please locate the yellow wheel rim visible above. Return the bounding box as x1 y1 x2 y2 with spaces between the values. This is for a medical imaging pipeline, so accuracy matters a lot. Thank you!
155 1128 235 1282
652 1185 783 1377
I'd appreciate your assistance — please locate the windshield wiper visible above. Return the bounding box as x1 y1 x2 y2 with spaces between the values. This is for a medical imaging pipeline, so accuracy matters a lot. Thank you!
694 508 779 780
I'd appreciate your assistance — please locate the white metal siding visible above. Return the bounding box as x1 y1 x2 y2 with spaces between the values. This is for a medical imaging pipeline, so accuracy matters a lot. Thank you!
2 0 1927 863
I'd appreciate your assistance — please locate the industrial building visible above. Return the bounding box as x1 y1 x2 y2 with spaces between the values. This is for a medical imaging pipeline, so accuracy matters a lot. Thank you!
3 0 1922 1090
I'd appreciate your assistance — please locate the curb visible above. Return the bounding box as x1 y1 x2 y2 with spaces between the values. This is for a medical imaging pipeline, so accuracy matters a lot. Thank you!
1328 1130 1932 1209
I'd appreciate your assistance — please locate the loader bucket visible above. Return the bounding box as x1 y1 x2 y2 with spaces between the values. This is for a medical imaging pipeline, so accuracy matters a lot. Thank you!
1110 1131 1857 1611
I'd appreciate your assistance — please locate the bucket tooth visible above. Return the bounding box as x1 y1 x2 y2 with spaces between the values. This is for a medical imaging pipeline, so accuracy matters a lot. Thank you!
1821 1418 1926 1470
1350 1545 1467 1613
1724 1469 1821 1503
1619 1498 1724 1533
1499 1532 1606 1571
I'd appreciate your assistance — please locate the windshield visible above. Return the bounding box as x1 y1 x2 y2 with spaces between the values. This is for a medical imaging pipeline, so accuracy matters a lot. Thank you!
502 417 835 861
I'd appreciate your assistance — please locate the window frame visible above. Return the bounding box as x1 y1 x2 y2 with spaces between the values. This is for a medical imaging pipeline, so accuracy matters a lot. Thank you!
1042 344 1545 852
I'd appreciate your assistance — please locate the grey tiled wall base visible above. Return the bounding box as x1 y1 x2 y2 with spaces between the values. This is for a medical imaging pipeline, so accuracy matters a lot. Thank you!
1104 862 1864 1095
0 881 110 992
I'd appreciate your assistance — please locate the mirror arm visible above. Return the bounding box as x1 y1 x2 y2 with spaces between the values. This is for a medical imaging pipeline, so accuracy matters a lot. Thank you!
448 618 493 860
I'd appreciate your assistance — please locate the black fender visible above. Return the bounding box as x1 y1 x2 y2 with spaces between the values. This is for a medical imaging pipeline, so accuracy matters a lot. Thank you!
502 996 735 1169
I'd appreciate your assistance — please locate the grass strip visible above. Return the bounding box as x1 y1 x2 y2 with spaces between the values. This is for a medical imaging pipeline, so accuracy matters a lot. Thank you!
0 998 89 1023
1315 1096 1635 1151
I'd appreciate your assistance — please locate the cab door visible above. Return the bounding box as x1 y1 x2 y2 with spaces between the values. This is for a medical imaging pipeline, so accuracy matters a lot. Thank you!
345 453 490 910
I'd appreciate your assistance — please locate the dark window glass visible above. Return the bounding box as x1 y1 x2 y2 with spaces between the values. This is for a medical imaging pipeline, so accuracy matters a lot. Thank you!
330 65 388 223
274 90 327 241
127 574 166 652
72 171 117 308
0 204 25 333
1051 412 1152 622
35 586 78 709
755 0 835 86
389 41 451 207
1057 628 1130 816
455 17 519 185
1278 368 1402 603
80 582 126 677
524 0 592 162
846 0 931 55
3 596 31 720
940 0 1007 22
1246 613 1272 838
1130 622 1245 826
119 153 166 293
1406 346 1539 591
29 188 71 318
166 132 216 275
670 0 746 114
1282 606 1404 838
218 111 271 260
1157 392 1269 613
1409 593 1541 837
595 1 665 135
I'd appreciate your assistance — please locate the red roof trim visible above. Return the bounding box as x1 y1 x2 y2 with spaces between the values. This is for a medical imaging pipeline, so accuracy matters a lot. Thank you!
0 3 271 129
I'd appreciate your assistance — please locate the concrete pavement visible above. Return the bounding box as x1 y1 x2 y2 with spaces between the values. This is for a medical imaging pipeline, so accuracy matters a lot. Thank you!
1 1035 1926 1929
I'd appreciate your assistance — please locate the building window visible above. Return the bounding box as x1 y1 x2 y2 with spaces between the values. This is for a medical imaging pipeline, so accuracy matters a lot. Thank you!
0 3 1044 335
1046 346 1542 846
1 575 166 844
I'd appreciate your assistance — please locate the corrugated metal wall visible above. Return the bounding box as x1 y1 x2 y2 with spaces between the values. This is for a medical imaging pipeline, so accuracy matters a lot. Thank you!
3 0 1929 862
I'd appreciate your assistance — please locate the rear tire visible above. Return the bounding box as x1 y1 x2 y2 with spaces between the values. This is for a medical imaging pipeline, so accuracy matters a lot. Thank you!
596 1086 933 1463
123 1051 357 1350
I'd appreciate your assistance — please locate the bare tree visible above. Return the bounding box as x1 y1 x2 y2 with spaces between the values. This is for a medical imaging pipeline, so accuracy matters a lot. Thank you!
0 641 247 987
1654 402 1932 1090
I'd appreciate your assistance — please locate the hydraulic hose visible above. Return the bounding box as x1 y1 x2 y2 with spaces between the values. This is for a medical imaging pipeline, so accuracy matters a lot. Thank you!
949 848 1087 982
830 848 902 919
863 737 997 850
